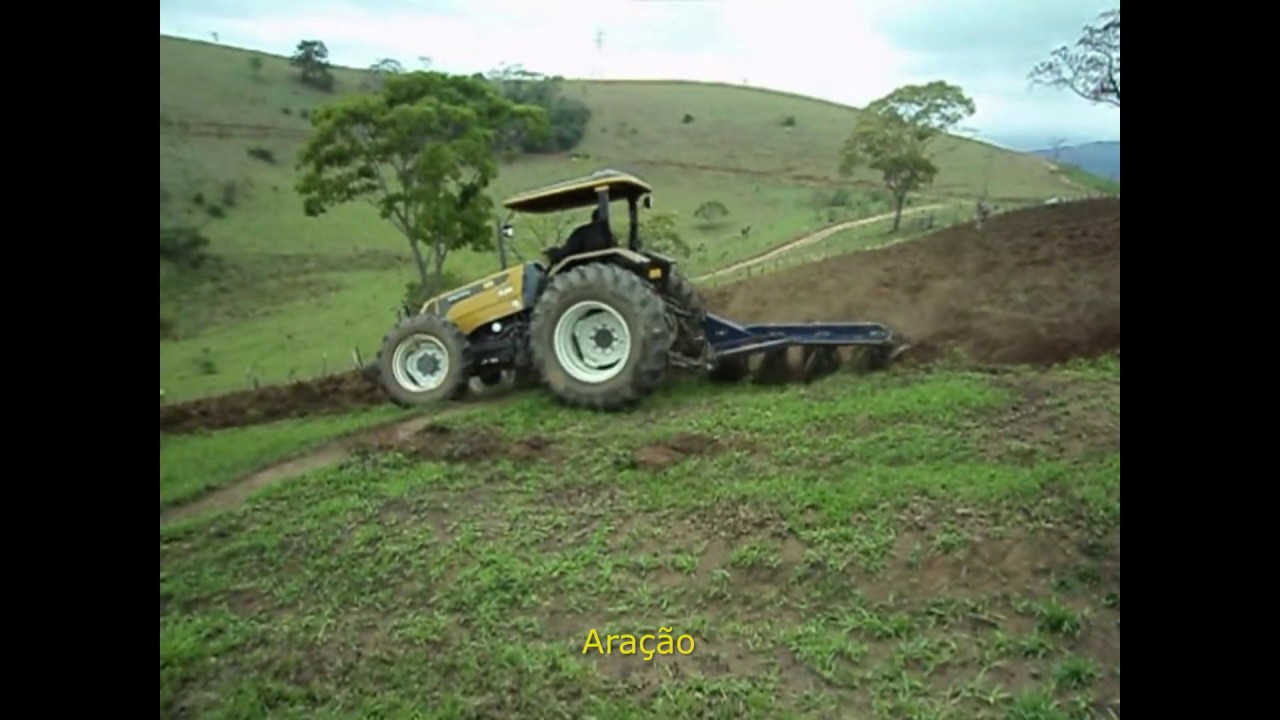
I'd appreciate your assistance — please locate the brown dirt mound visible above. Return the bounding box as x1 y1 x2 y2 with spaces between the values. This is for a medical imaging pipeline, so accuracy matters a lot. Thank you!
632 432 722 470
361 422 558 464
159 370 388 435
704 198 1120 366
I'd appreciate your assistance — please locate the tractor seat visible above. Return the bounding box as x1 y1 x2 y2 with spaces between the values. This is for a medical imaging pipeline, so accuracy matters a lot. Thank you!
544 220 615 268
566 221 615 254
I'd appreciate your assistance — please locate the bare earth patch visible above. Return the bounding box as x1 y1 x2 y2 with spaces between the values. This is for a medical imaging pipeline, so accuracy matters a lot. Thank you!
362 421 560 464
631 432 725 471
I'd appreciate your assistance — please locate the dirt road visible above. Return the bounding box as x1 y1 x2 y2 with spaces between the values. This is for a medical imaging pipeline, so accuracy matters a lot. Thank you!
694 204 947 282
161 409 465 525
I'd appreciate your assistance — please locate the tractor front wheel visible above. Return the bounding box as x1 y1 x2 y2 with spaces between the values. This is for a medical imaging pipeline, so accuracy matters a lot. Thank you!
530 263 673 410
376 313 471 407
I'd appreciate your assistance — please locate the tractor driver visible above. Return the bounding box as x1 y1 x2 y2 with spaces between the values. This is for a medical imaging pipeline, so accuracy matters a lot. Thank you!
544 207 616 266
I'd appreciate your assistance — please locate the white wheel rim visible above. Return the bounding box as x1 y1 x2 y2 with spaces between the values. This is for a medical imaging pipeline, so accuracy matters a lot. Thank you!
390 333 450 392
553 300 631 383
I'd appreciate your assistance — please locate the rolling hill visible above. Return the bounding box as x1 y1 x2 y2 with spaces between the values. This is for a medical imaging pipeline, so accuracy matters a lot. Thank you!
159 34 1087 401
1031 141 1119 183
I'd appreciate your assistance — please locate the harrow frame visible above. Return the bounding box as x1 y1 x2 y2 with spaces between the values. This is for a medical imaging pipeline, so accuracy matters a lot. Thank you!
702 313 895 359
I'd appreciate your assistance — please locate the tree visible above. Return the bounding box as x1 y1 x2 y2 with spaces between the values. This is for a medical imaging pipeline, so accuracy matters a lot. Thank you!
638 212 690 257
486 64 592 154
693 200 729 228
1030 7 1120 107
838 81 975 232
159 226 211 270
1047 136 1068 160
291 39 335 91
295 71 548 294
365 58 404 91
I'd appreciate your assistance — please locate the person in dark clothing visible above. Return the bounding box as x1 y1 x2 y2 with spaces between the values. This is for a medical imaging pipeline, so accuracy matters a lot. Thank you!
544 208 615 266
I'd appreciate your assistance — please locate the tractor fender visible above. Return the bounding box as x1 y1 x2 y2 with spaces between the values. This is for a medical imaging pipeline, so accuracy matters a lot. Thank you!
546 247 653 278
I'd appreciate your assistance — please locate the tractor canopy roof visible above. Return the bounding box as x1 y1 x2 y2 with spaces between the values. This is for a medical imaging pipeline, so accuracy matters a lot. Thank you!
501 168 652 214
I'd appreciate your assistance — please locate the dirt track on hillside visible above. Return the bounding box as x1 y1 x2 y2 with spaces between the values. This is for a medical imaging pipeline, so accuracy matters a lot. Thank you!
160 198 1119 434
694 204 946 282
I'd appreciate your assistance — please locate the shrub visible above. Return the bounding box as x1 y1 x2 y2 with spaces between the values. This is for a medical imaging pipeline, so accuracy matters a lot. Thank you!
247 147 276 163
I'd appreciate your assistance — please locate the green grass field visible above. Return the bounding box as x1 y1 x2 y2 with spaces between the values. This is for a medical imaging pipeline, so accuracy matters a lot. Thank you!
159 404 409 510
160 355 1121 719
158 34 1099 402
1051 164 1120 196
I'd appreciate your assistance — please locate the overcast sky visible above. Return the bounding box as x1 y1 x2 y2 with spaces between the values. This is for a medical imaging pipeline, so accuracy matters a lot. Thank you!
159 0 1120 151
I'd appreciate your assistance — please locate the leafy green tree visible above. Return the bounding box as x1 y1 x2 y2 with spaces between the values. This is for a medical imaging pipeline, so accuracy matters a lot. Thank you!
693 200 729 228
486 64 591 154
365 58 403 91
638 211 690 257
838 81 975 232
290 39 334 91
295 71 548 294
1030 7 1119 107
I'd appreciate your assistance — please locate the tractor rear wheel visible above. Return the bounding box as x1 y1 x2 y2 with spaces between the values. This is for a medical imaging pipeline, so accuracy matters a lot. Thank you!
376 313 471 407
663 267 709 363
530 262 673 410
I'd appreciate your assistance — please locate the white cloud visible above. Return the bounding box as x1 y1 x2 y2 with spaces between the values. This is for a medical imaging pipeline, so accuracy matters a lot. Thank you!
159 0 1119 145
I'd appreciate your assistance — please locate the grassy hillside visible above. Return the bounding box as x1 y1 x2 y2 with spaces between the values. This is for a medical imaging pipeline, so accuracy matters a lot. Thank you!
159 34 1080 401
1031 142 1120 191
1031 142 1119 183
1050 164 1119 196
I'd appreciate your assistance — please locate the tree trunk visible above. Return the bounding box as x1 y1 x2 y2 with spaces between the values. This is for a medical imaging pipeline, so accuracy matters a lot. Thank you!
892 192 907 233
407 238 429 287
427 239 450 297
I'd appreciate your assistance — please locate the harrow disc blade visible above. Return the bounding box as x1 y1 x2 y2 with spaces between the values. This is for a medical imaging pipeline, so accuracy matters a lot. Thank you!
800 345 843 383
708 355 751 383
752 348 797 385
842 344 897 373
707 341 900 387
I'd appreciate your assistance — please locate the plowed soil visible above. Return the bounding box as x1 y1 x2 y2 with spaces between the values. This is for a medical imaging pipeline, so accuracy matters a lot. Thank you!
705 198 1120 366
159 198 1119 435
159 370 388 434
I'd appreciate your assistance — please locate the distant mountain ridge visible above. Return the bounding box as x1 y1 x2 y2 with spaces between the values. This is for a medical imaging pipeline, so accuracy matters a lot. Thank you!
1031 141 1119 183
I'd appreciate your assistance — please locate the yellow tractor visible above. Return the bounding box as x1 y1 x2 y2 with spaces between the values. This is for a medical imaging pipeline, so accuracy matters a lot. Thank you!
375 169 897 411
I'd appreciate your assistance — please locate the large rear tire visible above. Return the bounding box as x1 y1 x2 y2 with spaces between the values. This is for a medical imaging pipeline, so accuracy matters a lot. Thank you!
530 263 672 410
663 267 708 362
376 313 471 407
